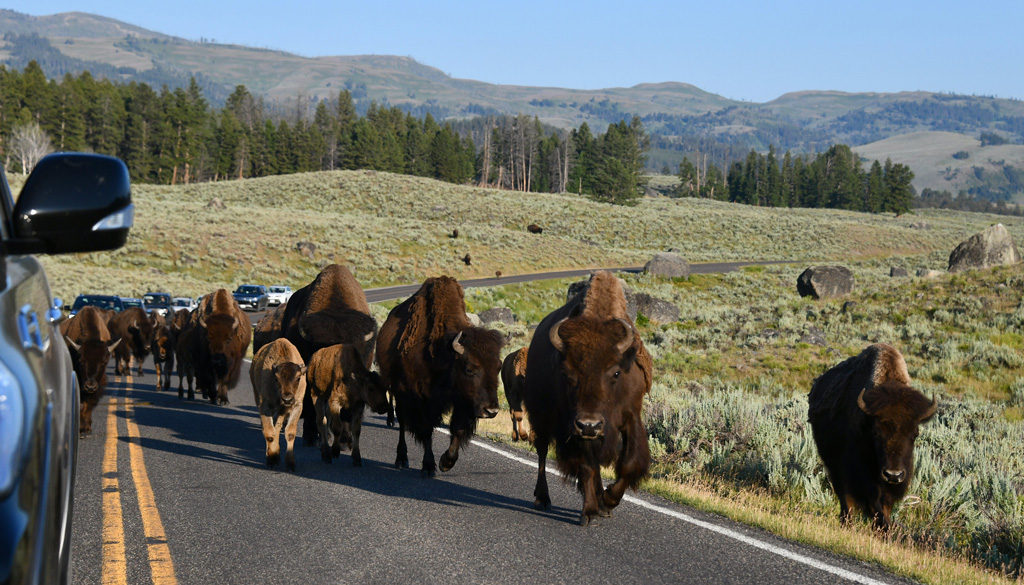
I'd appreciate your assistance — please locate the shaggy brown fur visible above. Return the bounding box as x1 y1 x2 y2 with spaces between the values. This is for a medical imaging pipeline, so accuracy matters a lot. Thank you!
193 289 252 404
501 347 532 441
64 306 119 435
524 270 653 525
376 276 504 476
250 338 306 471
809 343 937 530
253 304 286 354
109 307 154 377
307 344 389 466
281 264 377 445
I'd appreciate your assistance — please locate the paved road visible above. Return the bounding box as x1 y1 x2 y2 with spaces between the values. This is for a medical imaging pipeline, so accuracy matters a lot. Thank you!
71 369 910 585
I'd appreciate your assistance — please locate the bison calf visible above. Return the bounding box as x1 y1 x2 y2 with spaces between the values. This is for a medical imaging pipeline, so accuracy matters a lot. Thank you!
809 343 937 530
501 347 531 441
307 344 389 466
250 338 307 471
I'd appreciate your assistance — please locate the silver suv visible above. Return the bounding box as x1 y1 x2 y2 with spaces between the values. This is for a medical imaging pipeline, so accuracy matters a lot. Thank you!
0 153 132 584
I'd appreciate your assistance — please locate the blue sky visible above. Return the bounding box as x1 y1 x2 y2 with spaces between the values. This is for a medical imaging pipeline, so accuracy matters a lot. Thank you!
12 1 1024 103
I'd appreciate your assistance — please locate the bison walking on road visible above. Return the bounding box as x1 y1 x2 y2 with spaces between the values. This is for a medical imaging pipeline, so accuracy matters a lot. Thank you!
250 338 307 471
376 276 504 477
109 306 154 377
501 347 531 441
809 343 937 530
192 289 252 405
63 306 121 435
524 271 653 525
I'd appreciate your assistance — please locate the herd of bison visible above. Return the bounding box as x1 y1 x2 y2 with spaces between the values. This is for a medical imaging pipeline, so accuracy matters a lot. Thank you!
60 264 935 528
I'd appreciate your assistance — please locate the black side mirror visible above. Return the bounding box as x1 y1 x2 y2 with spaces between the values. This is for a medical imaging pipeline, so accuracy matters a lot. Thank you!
6 153 132 255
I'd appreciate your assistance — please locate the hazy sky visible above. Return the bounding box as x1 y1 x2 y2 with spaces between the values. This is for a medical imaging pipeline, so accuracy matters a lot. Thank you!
12 1 1024 103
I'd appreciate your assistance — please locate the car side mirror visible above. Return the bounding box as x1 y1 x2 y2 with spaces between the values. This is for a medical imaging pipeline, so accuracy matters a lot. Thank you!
5 153 133 255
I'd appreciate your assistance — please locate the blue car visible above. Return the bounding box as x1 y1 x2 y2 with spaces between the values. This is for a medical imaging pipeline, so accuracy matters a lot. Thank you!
69 294 124 316
232 284 269 312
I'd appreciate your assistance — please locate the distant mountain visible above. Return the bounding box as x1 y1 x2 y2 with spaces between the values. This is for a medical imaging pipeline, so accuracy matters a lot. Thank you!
2 8 1024 197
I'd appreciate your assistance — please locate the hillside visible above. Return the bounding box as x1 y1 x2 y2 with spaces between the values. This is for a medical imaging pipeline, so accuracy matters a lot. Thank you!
854 131 1024 201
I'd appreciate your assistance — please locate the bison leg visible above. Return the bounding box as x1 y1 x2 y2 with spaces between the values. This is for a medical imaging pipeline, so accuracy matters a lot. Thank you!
532 435 551 510
419 429 437 478
154 363 163 390
79 401 94 436
350 403 366 467
283 405 302 472
394 399 409 469
216 381 230 405
510 409 522 441
261 412 280 467
386 392 395 428
302 392 319 447
602 419 651 511
438 428 467 472
315 395 333 463
577 464 602 526
186 371 195 401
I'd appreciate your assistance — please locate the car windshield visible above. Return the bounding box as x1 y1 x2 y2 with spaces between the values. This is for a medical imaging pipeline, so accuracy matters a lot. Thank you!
172 298 190 307
236 286 262 295
72 295 120 311
122 298 142 308
143 294 170 306
268 286 287 293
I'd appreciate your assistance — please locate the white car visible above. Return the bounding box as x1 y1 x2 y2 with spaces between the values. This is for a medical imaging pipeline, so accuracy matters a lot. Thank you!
171 296 198 312
266 285 293 307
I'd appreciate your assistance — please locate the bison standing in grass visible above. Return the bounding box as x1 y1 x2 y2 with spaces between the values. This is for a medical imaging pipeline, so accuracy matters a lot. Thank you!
307 344 389 466
251 338 307 471
809 343 937 530
524 271 653 525
377 276 504 477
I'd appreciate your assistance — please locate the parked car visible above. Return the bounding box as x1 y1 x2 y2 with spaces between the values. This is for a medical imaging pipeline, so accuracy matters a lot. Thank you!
120 297 143 309
0 152 132 585
142 292 172 317
69 294 124 316
232 284 269 312
170 296 197 312
266 285 293 307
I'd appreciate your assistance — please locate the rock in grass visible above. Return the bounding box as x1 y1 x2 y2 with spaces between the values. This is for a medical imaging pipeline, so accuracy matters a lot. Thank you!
644 253 690 278
948 223 1021 273
479 307 515 326
890 266 909 278
797 266 854 300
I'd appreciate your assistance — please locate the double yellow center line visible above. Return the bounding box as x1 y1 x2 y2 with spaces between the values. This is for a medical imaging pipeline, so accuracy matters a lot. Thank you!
100 375 178 585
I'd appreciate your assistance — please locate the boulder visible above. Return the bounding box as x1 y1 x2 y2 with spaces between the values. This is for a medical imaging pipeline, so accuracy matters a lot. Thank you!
206 197 226 210
890 266 909 278
797 266 854 299
296 241 317 259
948 224 1021 273
799 327 828 347
644 253 690 278
466 313 482 327
633 293 680 324
479 307 515 326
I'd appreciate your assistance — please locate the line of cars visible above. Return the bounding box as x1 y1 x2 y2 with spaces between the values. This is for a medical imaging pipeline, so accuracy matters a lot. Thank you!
68 285 293 318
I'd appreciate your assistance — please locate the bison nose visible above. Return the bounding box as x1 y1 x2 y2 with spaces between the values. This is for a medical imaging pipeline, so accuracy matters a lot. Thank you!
574 417 604 438
481 407 499 419
882 469 906 484
281 393 295 405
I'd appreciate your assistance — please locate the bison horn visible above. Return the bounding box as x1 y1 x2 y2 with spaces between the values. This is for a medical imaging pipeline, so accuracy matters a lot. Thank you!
549 318 568 354
65 337 81 352
614 318 634 354
452 330 466 355
920 395 938 421
108 338 122 351
856 389 871 415
363 330 374 343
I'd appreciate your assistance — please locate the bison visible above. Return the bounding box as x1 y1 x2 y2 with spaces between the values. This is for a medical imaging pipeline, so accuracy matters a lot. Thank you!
280 264 379 445
527 223 543 234
307 344 389 466
171 309 197 400
524 271 653 525
253 303 286 354
63 306 121 435
809 343 937 530
192 289 252 405
501 347 531 441
461 253 472 266
250 338 307 471
151 316 175 392
376 275 503 477
109 306 154 377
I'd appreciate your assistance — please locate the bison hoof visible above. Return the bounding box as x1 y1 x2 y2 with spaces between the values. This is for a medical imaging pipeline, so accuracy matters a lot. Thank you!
321 449 332 463
420 466 436 478
266 453 279 467
438 451 457 472
533 496 551 511
352 453 362 467
579 513 592 526
187 391 195 401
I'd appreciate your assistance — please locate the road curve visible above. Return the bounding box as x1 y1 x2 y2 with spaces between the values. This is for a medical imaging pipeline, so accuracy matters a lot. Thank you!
71 366 911 585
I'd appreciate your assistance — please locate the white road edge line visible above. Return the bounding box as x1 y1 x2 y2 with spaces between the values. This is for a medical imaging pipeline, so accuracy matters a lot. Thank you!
438 428 892 585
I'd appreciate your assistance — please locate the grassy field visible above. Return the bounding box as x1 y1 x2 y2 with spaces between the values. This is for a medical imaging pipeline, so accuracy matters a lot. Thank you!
14 169 1024 583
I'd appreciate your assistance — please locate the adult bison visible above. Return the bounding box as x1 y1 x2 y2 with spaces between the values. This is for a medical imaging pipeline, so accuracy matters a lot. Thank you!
192 289 252 405
63 306 121 435
377 276 503 477
171 309 197 400
809 343 937 530
501 347 531 441
253 303 286 354
524 271 653 525
280 264 378 445
151 316 175 392
109 306 154 376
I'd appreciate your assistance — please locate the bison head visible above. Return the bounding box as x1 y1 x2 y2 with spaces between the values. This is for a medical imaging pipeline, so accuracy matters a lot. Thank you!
152 326 173 361
858 383 937 485
66 337 121 394
271 362 306 407
549 316 637 439
203 314 240 375
447 327 503 419
342 347 389 415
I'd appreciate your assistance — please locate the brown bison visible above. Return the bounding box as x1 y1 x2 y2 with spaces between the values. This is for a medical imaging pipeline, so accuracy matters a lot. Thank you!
171 309 197 400
253 303 286 354
307 344 389 466
192 289 252 405
151 318 175 392
527 223 543 234
250 338 307 471
461 253 472 266
809 343 937 530
501 347 531 441
109 306 154 376
376 276 503 477
280 264 379 445
524 271 653 525
63 306 121 435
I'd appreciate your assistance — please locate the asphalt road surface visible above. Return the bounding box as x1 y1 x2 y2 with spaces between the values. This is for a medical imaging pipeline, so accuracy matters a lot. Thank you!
71 263 913 585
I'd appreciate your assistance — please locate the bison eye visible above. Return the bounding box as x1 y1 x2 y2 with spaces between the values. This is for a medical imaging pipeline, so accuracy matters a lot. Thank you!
464 366 477 376
612 370 621 379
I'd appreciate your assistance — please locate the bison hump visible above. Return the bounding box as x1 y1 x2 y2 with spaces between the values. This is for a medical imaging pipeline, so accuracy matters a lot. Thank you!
299 309 376 346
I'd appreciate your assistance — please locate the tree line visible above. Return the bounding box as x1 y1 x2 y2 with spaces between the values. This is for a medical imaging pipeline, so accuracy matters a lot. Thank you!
673 144 916 214
0 61 650 205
